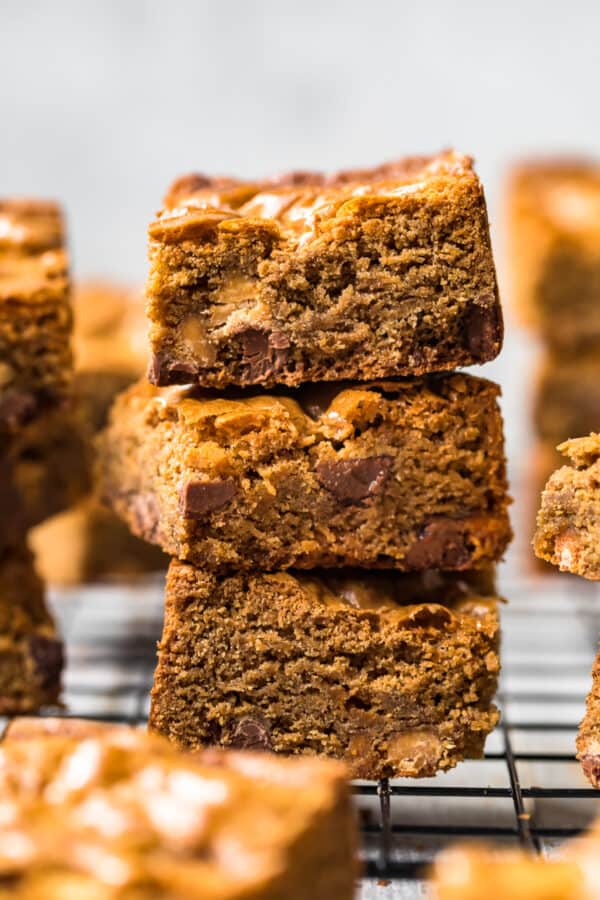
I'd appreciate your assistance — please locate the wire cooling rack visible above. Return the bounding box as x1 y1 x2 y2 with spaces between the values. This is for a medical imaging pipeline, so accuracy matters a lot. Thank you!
3 570 600 898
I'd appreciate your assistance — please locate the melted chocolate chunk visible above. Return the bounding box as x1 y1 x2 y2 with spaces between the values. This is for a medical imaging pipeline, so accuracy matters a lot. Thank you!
239 329 291 382
148 354 199 387
465 301 502 359
316 456 392 504
28 636 63 690
180 478 237 518
230 717 273 752
580 754 600 788
404 518 473 569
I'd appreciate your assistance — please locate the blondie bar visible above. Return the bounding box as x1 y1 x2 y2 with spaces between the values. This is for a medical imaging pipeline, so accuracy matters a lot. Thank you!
534 434 600 579
0 198 72 428
149 562 500 779
0 719 356 899
0 543 62 713
0 402 90 549
534 352 600 446
577 648 600 788
99 373 511 572
507 158 600 350
147 151 502 388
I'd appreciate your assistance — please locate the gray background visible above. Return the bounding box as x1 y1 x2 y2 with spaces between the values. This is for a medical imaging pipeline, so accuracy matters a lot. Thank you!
2 0 599 561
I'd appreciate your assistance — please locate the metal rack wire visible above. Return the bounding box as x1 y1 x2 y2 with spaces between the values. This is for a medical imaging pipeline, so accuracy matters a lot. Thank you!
4 571 600 898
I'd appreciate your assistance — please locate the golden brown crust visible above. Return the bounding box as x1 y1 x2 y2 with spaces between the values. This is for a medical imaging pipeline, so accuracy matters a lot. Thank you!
154 150 477 246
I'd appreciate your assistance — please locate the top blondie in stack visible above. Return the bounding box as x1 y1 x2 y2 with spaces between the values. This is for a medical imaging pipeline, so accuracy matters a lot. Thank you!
100 151 512 778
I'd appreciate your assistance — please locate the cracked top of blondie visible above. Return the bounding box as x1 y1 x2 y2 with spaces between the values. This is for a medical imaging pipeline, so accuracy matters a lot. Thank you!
150 150 478 247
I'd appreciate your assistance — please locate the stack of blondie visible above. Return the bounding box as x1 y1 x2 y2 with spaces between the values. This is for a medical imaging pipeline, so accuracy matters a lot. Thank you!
507 159 600 547
100 151 512 778
0 199 88 712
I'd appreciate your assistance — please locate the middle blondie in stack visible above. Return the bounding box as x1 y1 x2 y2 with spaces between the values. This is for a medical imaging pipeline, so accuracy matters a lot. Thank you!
99 151 512 778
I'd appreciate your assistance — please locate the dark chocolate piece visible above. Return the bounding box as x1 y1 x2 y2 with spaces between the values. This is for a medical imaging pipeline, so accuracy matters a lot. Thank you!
240 329 291 382
465 301 502 359
316 456 392 504
180 478 237 518
403 518 473 569
230 717 273 752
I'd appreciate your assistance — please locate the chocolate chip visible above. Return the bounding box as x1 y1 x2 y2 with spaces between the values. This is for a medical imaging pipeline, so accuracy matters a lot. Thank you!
580 754 600 788
180 478 237 518
239 328 291 383
403 518 473 570
129 493 163 543
148 354 199 386
230 717 273 752
316 456 392 504
28 636 63 690
465 301 502 360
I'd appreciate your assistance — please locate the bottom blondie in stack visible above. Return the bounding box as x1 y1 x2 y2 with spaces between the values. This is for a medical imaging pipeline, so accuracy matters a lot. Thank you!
0 199 88 712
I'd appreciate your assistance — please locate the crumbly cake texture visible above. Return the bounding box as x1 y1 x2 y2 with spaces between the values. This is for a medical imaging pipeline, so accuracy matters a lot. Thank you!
0 719 356 900
149 562 500 779
146 151 503 389
507 158 600 350
577 648 600 788
534 352 600 446
0 544 62 713
98 373 511 573
30 498 167 586
0 402 90 550
0 199 73 430
534 434 600 579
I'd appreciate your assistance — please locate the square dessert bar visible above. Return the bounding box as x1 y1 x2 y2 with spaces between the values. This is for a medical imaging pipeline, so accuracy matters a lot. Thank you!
99 372 511 573
507 158 600 350
577 648 600 788
0 199 72 429
147 151 503 388
0 719 356 900
534 434 600 579
0 402 90 550
149 562 501 779
533 351 600 446
0 543 62 713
